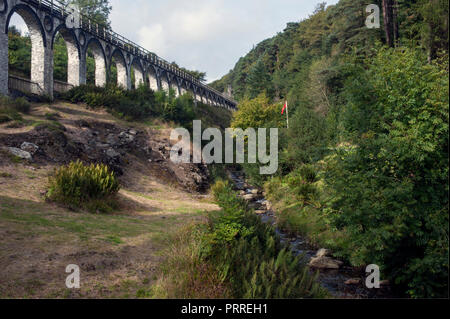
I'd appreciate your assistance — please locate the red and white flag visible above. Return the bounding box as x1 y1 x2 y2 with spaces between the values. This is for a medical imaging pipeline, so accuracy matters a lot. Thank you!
281 101 288 115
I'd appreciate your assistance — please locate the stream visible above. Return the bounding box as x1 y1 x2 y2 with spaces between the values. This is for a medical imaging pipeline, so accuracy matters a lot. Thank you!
228 170 394 299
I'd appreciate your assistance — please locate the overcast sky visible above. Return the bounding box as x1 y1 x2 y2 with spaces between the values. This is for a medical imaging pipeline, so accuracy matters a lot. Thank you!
11 0 339 82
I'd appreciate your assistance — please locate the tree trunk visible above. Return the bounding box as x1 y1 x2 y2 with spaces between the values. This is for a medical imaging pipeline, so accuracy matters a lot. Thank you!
382 0 395 47
393 0 399 46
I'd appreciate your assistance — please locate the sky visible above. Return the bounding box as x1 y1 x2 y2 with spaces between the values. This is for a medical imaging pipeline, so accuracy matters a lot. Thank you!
10 0 339 82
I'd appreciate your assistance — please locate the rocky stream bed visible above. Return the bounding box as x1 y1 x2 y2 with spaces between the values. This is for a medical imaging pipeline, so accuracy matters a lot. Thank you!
228 170 395 299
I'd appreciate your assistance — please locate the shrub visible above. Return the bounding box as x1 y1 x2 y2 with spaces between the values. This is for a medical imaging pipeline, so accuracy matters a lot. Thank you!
152 223 231 299
44 112 61 121
11 97 31 113
0 95 27 121
47 160 120 212
286 167 319 203
0 114 12 124
63 84 198 124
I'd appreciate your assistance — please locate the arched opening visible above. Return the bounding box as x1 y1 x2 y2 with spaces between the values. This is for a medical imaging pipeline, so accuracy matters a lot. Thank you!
85 39 106 87
110 49 128 89
52 26 80 90
147 66 159 91
180 80 188 96
169 77 180 97
160 71 170 92
7 14 30 79
130 58 144 89
6 5 46 94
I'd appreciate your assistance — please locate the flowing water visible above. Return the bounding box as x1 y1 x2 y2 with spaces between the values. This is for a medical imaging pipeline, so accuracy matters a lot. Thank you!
228 170 394 299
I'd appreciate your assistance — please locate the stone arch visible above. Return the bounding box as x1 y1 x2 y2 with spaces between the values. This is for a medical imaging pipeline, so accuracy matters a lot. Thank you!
169 75 180 97
130 56 144 89
52 23 81 86
179 79 188 96
160 70 170 92
146 65 159 91
85 37 106 87
5 3 48 94
110 48 129 89
4 4 46 44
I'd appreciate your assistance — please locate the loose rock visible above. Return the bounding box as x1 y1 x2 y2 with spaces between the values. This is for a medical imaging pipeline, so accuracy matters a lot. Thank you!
106 148 120 158
243 194 255 201
345 278 361 285
20 142 39 155
308 256 344 269
316 248 332 258
6 147 32 160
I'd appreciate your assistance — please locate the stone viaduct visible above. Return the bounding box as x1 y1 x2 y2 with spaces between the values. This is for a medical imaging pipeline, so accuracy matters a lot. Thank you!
0 0 237 109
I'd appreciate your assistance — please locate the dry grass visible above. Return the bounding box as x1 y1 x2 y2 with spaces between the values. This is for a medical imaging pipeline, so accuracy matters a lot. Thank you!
0 102 221 299
150 224 231 299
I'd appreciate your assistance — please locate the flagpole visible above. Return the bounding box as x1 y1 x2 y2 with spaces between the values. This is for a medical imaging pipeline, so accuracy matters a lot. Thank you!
286 101 289 129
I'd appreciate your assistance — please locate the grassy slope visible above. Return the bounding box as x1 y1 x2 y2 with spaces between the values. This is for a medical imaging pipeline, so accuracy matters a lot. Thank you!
0 101 226 298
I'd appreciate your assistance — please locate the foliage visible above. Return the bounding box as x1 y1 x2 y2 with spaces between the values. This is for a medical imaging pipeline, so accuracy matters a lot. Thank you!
151 223 231 299
8 26 31 78
62 0 112 27
204 180 327 298
0 96 30 123
325 47 449 298
63 84 197 125
219 0 449 298
231 93 282 130
47 160 120 213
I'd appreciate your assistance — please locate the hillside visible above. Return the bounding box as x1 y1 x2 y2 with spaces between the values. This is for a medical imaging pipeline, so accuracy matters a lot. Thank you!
210 0 449 298
0 96 230 298
210 0 448 103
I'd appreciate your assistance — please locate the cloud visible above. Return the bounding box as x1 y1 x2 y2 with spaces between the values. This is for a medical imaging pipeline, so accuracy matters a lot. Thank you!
110 0 341 82
138 24 166 55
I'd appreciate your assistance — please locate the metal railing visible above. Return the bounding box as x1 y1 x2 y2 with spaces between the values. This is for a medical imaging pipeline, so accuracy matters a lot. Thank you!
26 0 236 105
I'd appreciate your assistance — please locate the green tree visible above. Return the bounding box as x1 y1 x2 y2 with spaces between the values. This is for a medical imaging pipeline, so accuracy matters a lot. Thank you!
246 59 272 99
8 26 31 78
63 0 112 26
326 47 449 298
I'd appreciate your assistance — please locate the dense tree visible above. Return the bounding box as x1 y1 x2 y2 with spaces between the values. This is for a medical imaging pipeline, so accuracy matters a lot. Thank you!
246 59 272 99
222 0 448 298
62 0 112 26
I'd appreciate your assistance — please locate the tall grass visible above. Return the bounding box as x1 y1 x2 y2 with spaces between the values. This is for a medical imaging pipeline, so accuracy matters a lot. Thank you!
47 160 120 213
151 223 231 299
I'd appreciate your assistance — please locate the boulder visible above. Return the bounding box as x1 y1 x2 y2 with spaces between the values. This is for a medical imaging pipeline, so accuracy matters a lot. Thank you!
6 147 32 160
255 210 266 215
96 143 110 149
243 194 255 201
20 142 39 155
345 278 361 285
308 256 343 269
118 132 135 143
106 148 120 158
106 134 117 145
316 248 332 258
251 189 260 195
